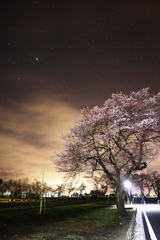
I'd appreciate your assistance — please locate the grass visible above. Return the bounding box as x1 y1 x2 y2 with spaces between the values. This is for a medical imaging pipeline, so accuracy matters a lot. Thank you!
80 207 123 226
0 198 133 239
0 200 129 226
64 234 86 240
30 232 57 239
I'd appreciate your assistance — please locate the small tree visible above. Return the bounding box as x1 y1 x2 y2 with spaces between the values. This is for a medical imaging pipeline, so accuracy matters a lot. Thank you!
14 179 23 197
0 181 8 196
100 184 108 197
77 182 86 195
56 184 65 197
54 89 160 212
21 177 32 198
5 179 15 196
66 182 75 196
89 175 108 196
31 179 48 197
89 176 102 192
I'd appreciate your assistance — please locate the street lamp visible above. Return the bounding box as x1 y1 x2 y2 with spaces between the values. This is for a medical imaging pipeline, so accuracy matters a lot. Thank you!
123 180 132 204
124 180 132 189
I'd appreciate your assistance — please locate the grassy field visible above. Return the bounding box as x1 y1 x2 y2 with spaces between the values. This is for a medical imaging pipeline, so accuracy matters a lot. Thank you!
0 198 133 240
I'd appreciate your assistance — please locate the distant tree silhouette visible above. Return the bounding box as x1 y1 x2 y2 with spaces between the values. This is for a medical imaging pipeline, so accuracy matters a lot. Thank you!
66 182 75 196
77 182 86 195
0 179 3 186
56 184 65 197
88 174 108 196
131 173 151 203
150 171 160 198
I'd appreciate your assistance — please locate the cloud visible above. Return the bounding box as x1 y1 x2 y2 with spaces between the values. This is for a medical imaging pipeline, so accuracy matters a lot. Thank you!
1 93 160 191
0 95 80 187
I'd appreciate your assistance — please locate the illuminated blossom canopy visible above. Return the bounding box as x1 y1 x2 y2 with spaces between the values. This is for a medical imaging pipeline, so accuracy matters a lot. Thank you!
54 88 160 212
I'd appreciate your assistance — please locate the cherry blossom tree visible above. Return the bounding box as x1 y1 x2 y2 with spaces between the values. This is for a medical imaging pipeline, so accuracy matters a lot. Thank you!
54 88 160 212
131 173 151 203
149 171 160 198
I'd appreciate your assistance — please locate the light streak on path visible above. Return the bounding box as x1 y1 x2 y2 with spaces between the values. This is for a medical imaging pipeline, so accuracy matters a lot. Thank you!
134 204 160 240
143 209 157 240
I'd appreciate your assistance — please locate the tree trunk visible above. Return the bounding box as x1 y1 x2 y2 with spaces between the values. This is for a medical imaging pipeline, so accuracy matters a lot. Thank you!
141 190 145 203
116 183 125 213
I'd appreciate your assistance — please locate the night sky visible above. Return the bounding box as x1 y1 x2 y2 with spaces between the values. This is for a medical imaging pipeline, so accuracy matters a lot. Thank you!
1 0 160 190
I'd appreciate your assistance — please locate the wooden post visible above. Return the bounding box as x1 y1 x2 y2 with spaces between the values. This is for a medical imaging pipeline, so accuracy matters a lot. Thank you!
39 172 44 215
44 197 46 214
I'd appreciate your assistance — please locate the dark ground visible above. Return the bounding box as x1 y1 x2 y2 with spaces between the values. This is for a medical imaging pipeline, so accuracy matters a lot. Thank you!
0 199 134 240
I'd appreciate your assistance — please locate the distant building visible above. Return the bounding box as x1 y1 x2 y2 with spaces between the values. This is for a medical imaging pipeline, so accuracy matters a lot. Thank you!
3 191 14 196
43 191 52 198
53 192 58 198
133 193 138 197
71 192 79 197
21 192 27 199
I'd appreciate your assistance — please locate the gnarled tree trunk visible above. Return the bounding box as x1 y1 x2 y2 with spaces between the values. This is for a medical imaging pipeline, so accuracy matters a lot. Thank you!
116 183 125 213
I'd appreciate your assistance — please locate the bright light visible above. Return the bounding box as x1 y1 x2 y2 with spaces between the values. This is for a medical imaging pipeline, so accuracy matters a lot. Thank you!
123 180 132 189
139 204 160 212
